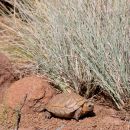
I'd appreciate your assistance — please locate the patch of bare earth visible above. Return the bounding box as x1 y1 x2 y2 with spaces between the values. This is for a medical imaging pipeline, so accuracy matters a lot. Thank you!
17 104 129 130
4 75 56 113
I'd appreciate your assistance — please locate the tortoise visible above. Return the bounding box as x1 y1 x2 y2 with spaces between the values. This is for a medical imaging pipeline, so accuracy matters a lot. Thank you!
44 92 94 120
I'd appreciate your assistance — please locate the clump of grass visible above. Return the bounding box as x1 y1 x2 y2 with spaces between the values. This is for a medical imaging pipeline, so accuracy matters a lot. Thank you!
0 104 16 130
0 0 130 108
0 104 8 126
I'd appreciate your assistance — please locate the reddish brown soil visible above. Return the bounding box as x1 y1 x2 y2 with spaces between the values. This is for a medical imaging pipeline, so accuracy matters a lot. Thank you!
18 104 130 130
1 104 129 130
4 75 56 113
2 79 130 130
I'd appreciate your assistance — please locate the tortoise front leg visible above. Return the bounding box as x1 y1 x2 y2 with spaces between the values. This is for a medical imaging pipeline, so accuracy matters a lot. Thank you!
44 111 52 119
74 107 82 121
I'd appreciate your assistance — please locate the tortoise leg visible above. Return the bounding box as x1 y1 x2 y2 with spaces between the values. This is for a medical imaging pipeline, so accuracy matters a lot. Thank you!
74 107 82 121
44 111 52 119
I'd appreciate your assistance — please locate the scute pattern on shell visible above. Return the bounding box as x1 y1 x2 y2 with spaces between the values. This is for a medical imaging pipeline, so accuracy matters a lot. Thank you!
45 92 86 117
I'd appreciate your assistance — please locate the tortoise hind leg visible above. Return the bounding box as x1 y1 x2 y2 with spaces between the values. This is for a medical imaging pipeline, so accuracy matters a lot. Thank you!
73 107 82 121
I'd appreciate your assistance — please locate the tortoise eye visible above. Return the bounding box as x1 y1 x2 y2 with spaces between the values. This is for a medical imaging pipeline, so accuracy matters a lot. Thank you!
88 103 94 109
88 104 92 108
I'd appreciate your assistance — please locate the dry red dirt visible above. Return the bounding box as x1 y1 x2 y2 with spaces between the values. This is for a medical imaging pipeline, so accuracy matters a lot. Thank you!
4 75 56 113
18 104 130 130
2 90 130 130
1 103 129 130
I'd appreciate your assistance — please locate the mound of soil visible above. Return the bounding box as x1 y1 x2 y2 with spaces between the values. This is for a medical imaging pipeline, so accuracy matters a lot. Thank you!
4 75 56 113
0 53 14 103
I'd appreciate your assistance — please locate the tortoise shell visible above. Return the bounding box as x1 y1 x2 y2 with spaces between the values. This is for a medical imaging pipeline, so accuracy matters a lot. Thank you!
45 92 88 118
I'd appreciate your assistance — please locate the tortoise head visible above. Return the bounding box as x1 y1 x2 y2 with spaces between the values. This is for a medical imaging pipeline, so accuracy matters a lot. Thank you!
82 101 94 114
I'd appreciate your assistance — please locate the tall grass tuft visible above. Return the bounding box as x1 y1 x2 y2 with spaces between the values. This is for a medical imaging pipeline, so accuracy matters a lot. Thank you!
0 0 130 108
